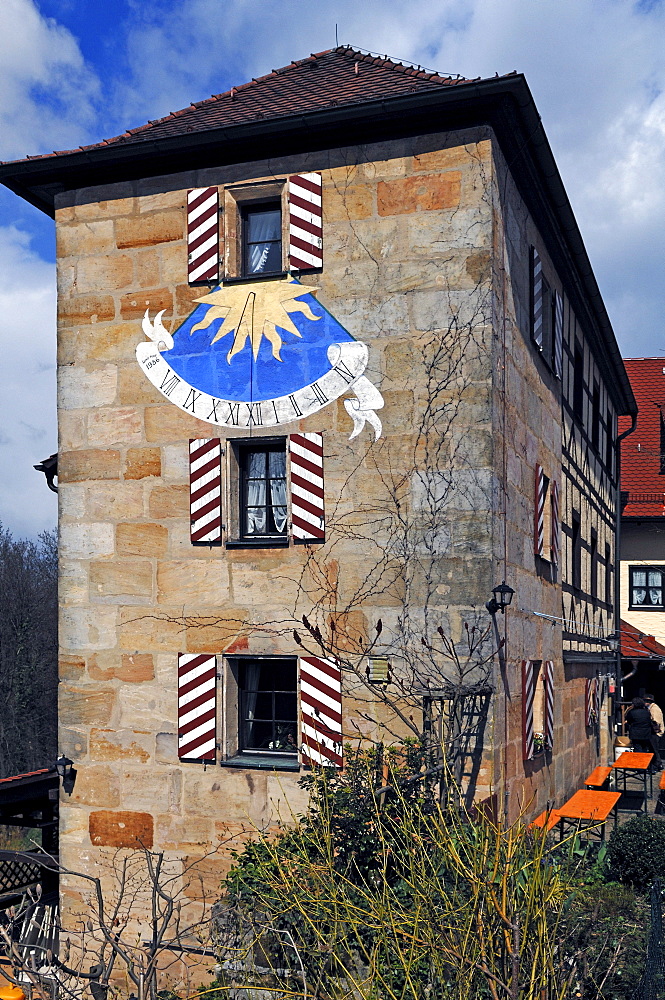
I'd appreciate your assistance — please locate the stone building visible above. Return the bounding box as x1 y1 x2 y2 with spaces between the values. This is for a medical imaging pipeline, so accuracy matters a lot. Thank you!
0 47 634 918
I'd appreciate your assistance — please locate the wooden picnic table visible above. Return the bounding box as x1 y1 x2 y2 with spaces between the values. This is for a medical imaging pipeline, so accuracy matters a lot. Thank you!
611 752 653 812
556 789 621 840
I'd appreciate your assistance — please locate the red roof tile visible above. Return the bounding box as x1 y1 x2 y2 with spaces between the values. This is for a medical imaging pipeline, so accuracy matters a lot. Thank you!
1 46 480 166
619 358 665 517
620 618 665 658
0 768 51 785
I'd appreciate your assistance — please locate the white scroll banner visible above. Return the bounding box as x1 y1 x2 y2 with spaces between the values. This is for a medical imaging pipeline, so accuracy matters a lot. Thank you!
136 336 384 439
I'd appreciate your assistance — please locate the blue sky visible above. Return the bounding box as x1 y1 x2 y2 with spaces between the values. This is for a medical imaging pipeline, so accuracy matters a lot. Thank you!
2 0 665 537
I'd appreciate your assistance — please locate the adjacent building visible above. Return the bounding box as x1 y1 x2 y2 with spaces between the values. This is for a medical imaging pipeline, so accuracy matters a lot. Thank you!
619 358 665 702
0 47 635 922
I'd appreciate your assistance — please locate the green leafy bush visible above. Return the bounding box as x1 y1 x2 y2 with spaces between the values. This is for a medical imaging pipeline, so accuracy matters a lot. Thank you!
605 816 665 890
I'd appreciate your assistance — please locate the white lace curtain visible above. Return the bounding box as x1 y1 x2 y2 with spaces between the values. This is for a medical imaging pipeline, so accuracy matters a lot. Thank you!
632 569 663 605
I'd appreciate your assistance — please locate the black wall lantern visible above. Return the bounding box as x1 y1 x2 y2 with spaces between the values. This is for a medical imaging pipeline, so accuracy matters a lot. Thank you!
56 754 77 795
486 581 515 616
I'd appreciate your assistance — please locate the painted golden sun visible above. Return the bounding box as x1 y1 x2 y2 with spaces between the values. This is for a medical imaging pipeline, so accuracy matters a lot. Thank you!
191 280 320 363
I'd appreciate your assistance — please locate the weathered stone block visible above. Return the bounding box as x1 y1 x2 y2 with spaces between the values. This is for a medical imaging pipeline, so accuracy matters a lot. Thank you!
161 444 189 481
59 294 115 327
144 404 214 443
148 484 189 518
57 220 115 258
377 173 461 215
157 560 229 605
120 287 173 321
118 363 160 405
60 522 115 560
75 193 136 220
59 687 115 727
89 810 154 848
90 559 153 599
323 183 374 222
184 614 249 653
60 655 86 681
59 364 117 410
76 254 133 292
138 190 186 213
89 728 152 762
124 447 161 480
88 408 143 446
118 608 185 651
89 652 155 682
59 449 121 483
72 765 120 807
60 605 118 651
115 212 183 249
85 481 145 519
116 522 168 557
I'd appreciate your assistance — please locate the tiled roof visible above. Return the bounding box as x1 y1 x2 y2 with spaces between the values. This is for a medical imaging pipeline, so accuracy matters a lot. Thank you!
619 358 665 517
620 617 665 659
8 46 478 165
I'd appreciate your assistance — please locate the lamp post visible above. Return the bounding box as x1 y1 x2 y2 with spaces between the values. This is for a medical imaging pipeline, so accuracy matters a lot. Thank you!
485 581 515 616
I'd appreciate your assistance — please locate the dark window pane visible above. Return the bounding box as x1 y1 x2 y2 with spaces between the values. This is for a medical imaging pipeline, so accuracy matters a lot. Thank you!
269 450 286 477
244 205 282 276
238 659 298 755
275 693 297 717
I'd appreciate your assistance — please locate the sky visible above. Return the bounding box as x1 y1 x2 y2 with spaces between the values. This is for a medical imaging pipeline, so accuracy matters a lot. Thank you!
1 0 665 538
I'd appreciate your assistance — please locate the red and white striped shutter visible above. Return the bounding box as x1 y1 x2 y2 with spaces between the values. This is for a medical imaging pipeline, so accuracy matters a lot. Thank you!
543 660 554 750
531 246 543 352
593 676 601 723
522 660 535 761
554 289 563 379
289 432 324 542
288 173 323 271
534 465 545 557
550 480 560 568
300 655 342 768
187 187 220 284
178 653 217 761
190 438 222 543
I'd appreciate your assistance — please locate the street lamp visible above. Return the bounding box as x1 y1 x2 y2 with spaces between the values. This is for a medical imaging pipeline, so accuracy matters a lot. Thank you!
56 754 77 795
486 581 515 616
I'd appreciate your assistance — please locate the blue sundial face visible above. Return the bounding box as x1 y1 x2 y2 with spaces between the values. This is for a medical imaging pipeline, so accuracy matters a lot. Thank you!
163 279 356 403
136 276 383 438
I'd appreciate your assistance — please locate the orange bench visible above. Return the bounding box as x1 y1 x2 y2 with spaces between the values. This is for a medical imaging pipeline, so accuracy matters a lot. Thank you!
531 809 561 833
585 766 612 790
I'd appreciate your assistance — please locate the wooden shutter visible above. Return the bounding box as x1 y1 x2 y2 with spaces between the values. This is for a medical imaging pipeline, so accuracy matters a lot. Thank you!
289 432 324 542
178 653 217 761
300 655 342 767
531 246 543 351
187 187 220 283
288 173 323 271
543 660 554 750
534 464 546 557
522 660 535 761
550 480 560 568
190 438 222 543
554 289 563 378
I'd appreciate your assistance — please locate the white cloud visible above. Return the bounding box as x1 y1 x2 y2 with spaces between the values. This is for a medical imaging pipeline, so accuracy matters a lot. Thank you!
0 225 57 538
0 0 100 159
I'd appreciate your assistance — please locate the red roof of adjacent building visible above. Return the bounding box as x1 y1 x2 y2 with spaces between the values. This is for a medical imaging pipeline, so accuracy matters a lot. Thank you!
619 358 665 518
620 618 665 659
2 46 477 166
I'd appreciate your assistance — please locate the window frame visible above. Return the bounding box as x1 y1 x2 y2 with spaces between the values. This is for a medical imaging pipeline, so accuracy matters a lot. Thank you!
240 200 283 279
221 656 300 771
628 565 665 611
222 180 288 282
228 437 289 548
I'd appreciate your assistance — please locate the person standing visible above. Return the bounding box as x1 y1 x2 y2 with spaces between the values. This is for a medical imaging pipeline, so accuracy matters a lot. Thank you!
644 693 664 771
626 697 654 755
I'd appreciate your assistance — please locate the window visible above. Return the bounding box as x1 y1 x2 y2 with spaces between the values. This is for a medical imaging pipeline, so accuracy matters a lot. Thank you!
629 566 665 609
606 409 614 474
238 658 298 757
660 410 665 475
242 202 282 277
530 247 556 370
237 440 287 541
573 342 584 422
572 510 582 590
604 543 613 609
590 528 598 600
591 382 600 451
